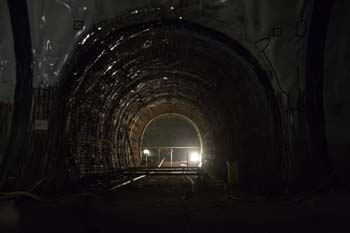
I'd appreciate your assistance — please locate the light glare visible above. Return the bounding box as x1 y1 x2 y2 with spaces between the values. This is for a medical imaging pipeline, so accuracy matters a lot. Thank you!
143 149 150 155
190 151 200 162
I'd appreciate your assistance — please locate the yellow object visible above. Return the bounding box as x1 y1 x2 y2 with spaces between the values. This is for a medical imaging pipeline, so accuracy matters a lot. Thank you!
227 162 239 187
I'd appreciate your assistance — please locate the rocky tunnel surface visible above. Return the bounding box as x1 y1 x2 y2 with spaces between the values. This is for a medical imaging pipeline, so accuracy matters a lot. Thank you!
60 15 286 194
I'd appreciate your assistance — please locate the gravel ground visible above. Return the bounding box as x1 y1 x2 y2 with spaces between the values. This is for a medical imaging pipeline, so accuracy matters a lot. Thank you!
1 176 350 233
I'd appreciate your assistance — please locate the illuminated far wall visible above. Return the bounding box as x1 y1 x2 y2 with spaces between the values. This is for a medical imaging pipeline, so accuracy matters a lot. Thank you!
141 115 202 164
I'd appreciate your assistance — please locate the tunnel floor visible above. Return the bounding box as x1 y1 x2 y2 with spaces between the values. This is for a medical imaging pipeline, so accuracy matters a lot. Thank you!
1 176 350 233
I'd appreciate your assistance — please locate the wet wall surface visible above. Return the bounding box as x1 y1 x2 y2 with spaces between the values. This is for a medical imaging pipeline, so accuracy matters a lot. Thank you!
0 0 349 193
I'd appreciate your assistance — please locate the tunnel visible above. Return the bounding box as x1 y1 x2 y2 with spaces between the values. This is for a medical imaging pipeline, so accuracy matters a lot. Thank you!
59 14 286 194
140 114 202 167
3 2 350 232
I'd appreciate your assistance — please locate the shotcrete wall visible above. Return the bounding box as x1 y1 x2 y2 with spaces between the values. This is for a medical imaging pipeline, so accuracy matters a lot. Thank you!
0 0 347 194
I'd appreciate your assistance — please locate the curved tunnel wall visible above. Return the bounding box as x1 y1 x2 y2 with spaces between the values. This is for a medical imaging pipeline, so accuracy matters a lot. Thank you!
0 1 344 195
134 105 209 165
139 114 204 159
60 14 286 194
139 113 203 166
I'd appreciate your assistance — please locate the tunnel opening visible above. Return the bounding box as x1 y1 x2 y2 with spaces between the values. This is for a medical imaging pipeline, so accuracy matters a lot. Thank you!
60 15 286 194
140 114 202 168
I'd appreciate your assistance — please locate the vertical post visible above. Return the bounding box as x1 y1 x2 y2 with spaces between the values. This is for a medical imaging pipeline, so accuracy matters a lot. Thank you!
141 149 143 167
145 153 148 168
158 149 161 164
187 152 189 169
170 148 173 167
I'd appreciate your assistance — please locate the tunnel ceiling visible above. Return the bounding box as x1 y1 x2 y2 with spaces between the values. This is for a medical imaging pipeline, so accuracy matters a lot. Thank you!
141 115 201 148
61 16 285 193
0 1 346 195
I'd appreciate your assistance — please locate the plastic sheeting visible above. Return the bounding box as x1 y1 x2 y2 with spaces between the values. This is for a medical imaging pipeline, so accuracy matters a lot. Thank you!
17 0 310 91
0 0 313 104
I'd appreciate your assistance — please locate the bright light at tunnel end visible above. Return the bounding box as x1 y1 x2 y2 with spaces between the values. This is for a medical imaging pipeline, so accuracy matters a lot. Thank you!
189 151 200 162
143 149 150 156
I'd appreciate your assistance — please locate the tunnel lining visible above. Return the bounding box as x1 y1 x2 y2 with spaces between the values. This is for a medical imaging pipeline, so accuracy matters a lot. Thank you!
139 113 203 166
140 113 203 158
60 15 286 193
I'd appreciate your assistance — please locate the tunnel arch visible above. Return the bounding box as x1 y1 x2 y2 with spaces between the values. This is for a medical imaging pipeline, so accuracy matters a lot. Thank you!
130 99 217 168
139 113 204 166
140 113 204 159
59 13 286 194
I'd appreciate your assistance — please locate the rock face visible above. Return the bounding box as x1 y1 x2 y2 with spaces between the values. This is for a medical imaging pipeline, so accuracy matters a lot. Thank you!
0 0 349 194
